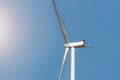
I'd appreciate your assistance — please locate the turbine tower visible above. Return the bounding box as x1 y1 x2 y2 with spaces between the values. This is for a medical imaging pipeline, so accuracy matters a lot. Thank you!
52 0 92 80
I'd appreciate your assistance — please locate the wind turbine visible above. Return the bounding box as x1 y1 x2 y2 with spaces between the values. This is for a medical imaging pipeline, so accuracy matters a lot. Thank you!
52 0 92 80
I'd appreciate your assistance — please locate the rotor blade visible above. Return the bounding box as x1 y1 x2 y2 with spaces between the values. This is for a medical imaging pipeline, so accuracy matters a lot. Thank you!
52 0 69 44
59 47 69 80
84 46 93 48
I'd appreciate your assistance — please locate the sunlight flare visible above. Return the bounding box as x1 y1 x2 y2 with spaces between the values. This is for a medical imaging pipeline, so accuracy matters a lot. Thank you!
0 6 15 52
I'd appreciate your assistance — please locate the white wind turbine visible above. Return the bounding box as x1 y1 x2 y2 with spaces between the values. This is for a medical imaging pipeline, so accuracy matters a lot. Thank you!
52 0 92 80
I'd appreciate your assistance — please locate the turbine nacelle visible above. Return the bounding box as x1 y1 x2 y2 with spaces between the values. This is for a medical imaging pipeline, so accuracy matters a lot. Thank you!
65 40 85 48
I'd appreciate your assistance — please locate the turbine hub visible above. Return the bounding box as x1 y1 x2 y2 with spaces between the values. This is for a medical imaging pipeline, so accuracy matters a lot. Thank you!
65 40 85 48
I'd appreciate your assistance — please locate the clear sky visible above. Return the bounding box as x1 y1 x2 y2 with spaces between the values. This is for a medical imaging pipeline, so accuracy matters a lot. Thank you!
0 0 120 80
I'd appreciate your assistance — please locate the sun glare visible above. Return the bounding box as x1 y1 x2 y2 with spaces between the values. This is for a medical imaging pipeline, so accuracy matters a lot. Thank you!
0 6 15 52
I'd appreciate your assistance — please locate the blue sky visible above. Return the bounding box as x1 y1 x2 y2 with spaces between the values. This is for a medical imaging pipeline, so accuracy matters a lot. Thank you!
0 0 120 80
